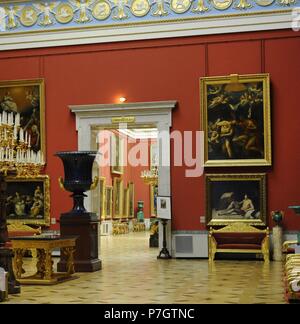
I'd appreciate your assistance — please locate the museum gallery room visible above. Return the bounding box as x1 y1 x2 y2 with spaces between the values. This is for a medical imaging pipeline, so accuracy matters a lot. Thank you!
0 0 299 305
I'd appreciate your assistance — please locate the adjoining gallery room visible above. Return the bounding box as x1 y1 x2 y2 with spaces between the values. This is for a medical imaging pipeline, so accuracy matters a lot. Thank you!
0 0 300 306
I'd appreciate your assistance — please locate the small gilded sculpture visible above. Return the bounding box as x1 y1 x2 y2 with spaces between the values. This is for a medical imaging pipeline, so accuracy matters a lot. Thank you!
152 0 169 16
235 0 252 9
112 0 129 20
34 2 58 26
278 0 296 5
70 0 93 23
192 0 209 12
5 6 20 29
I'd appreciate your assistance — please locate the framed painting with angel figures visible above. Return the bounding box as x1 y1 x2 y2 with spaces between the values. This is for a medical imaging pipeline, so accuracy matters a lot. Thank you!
201 74 271 167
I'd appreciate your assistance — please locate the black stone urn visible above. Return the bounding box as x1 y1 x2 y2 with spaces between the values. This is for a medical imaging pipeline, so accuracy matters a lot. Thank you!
56 151 101 272
55 151 98 214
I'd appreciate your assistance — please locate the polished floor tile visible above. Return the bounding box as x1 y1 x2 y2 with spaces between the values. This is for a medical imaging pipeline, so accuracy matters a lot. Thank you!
5 232 285 304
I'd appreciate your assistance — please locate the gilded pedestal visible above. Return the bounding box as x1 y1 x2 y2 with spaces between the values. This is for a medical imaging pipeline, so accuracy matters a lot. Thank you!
11 236 76 285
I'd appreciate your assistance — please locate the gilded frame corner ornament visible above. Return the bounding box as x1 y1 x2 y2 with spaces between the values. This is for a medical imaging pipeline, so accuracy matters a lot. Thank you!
6 174 50 227
205 173 267 226
200 73 271 167
0 78 46 161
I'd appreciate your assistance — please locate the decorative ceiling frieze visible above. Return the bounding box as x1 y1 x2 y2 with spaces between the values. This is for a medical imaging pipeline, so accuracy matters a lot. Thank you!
0 0 297 50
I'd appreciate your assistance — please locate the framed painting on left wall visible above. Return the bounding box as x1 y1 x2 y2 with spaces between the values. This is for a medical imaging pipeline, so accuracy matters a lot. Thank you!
0 79 46 158
6 175 50 227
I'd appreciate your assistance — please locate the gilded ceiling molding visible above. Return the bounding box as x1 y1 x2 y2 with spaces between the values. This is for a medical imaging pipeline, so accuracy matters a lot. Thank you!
0 0 296 50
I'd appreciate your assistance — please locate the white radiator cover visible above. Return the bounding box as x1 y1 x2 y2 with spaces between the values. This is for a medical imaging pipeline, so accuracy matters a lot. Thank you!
101 221 112 236
172 233 208 258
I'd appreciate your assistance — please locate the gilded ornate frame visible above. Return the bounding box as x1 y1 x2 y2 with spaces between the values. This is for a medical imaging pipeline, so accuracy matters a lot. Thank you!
111 132 124 175
128 182 135 219
105 186 113 219
6 175 50 227
201 73 271 167
206 173 267 226
150 184 158 217
0 78 46 160
113 177 123 218
123 187 129 218
99 176 106 220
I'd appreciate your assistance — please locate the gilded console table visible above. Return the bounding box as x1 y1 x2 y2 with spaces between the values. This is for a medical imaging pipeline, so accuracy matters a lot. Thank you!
11 236 76 285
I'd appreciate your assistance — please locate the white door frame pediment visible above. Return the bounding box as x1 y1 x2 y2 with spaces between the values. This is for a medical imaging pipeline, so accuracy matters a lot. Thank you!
69 100 177 256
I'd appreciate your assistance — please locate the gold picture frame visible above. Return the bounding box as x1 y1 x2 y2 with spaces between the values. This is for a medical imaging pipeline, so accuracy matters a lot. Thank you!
150 184 158 217
123 187 129 218
0 79 46 159
99 176 106 220
201 73 271 167
113 177 123 218
105 186 113 219
6 175 50 227
111 132 124 175
128 182 135 218
206 173 267 226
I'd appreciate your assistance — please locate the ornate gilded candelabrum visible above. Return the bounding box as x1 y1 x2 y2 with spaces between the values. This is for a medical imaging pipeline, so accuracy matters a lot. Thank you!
0 111 45 294
141 166 158 186
0 111 44 178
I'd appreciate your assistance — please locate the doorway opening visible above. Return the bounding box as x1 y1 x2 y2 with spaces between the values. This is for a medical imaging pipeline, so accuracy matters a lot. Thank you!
69 100 176 261
91 125 159 253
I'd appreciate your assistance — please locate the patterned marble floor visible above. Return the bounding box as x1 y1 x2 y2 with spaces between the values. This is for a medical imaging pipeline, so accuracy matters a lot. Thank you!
5 232 285 304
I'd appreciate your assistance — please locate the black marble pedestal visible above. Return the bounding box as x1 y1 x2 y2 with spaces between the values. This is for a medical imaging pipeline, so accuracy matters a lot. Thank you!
57 212 101 272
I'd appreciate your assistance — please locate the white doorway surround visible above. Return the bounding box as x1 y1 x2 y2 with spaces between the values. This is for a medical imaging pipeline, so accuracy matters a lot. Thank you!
69 100 177 258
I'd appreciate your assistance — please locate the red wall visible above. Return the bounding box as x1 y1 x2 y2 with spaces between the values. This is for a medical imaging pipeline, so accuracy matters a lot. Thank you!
1 29 300 231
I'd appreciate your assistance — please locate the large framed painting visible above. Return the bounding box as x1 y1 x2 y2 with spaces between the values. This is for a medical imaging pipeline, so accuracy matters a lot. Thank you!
128 182 135 218
123 187 129 218
0 79 45 157
6 175 50 226
105 186 113 219
150 184 158 217
206 173 267 226
113 177 123 218
99 177 106 220
201 74 271 167
111 132 124 175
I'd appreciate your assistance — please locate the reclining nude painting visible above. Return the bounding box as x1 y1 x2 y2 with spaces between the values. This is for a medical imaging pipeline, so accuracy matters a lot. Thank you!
206 174 266 226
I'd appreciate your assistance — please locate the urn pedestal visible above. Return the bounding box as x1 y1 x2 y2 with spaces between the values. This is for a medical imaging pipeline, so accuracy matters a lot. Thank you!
55 151 101 273
57 212 101 272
